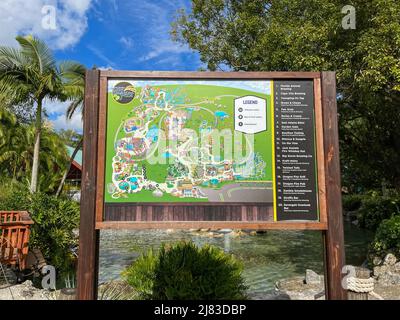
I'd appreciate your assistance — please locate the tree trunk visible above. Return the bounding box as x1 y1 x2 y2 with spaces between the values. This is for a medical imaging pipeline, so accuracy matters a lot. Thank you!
56 138 83 197
30 100 42 193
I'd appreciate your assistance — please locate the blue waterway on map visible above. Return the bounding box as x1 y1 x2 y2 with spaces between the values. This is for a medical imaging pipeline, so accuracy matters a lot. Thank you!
146 125 159 142
215 111 228 118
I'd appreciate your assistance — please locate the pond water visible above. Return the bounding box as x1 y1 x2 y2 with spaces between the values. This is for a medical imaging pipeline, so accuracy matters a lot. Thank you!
98 222 374 294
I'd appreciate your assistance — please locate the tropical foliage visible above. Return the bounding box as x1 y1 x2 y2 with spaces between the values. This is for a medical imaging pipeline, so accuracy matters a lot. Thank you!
0 35 85 192
370 215 400 260
123 241 247 300
0 108 68 192
0 182 80 274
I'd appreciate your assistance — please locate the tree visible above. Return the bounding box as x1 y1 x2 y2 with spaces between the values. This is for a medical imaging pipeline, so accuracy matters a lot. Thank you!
172 0 400 190
0 107 68 192
58 129 83 148
55 65 85 197
0 35 85 193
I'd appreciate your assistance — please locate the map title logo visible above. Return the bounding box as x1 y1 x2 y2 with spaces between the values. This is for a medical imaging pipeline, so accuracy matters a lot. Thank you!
112 82 136 104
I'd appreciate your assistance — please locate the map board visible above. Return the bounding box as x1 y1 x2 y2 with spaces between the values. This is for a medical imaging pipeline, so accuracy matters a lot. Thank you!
77 71 347 300
104 79 319 221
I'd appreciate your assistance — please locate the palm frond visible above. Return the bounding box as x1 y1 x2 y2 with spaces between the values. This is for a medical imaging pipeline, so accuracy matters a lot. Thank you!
16 35 56 74
66 99 83 119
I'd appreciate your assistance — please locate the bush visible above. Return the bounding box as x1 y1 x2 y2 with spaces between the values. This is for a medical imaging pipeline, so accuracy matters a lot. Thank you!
123 241 247 300
122 248 158 299
369 215 400 259
357 195 400 230
342 194 364 212
0 188 79 274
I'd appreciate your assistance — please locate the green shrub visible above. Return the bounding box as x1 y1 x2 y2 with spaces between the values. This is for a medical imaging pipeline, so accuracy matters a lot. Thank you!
342 194 364 212
0 188 79 274
122 248 158 299
369 215 400 259
123 241 248 300
357 195 400 230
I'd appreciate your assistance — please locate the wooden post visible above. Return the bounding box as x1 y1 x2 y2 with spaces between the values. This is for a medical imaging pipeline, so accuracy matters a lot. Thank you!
321 71 347 300
347 267 371 300
76 69 100 300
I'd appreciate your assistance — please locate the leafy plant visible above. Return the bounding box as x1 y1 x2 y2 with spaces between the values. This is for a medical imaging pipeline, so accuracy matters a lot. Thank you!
357 195 400 230
369 215 400 259
122 248 158 299
123 241 247 300
0 188 79 274
342 194 364 212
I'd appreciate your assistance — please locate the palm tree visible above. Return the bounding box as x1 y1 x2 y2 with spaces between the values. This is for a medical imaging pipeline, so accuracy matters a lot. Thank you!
0 107 69 192
0 35 85 193
55 65 85 197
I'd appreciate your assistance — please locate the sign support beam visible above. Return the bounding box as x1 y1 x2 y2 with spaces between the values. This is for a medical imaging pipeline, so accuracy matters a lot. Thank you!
77 70 100 300
321 71 347 300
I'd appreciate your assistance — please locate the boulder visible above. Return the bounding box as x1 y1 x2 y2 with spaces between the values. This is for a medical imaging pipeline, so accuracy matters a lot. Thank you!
0 280 53 300
383 254 397 266
276 275 325 300
373 257 382 266
394 262 400 273
305 269 323 285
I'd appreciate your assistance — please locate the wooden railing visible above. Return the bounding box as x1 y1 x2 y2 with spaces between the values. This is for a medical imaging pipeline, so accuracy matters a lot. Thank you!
0 211 34 270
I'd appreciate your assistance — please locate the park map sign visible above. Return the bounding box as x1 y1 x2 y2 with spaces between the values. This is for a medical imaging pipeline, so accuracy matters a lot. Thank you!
105 79 318 221
77 71 347 300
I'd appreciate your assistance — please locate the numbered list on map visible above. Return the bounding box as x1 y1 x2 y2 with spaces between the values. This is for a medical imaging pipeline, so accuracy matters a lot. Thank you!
273 80 319 221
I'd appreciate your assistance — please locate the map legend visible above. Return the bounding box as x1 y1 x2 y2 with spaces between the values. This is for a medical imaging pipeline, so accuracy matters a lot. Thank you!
234 95 267 134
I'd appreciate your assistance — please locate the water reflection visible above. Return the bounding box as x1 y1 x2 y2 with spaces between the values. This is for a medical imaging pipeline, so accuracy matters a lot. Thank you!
99 222 373 293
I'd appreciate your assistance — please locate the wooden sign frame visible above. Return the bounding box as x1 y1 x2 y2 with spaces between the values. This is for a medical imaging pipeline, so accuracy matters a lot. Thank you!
77 70 346 300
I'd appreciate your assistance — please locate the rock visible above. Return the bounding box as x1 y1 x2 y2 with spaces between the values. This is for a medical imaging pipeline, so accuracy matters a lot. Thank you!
384 254 397 266
374 265 388 278
230 229 246 237
0 280 54 300
166 229 175 233
218 228 232 234
376 272 400 286
373 283 400 300
249 231 257 236
276 276 325 300
200 228 210 232
373 257 382 266
394 262 400 273
305 269 322 285
247 291 290 300
188 228 200 232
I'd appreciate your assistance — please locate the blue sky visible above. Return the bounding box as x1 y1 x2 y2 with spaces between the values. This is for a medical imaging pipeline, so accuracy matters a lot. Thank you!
54 0 200 71
0 0 201 132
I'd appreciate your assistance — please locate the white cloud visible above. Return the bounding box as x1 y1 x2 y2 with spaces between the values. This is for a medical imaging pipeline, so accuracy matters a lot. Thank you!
119 36 134 48
139 39 192 62
127 1 193 63
43 99 70 115
43 99 82 132
87 44 116 68
52 112 82 132
0 0 92 49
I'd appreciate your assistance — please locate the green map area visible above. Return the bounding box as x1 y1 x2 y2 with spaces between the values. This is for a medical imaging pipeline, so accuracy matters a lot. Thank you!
105 81 273 203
